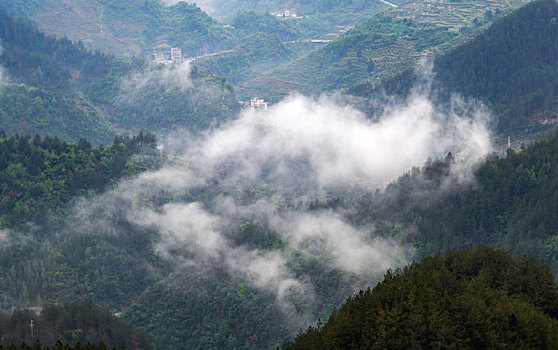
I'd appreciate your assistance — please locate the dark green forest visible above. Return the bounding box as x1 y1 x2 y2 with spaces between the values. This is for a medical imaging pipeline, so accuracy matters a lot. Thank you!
0 3 240 145
0 300 150 349
0 132 159 228
2 1 558 349
0 5 120 144
347 128 558 280
0 132 166 311
285 247 558 349
350 0 558 136
0 0 232 58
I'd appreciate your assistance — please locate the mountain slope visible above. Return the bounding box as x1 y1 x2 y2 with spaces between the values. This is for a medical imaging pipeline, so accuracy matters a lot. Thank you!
285 247 558 349
0 3 240 144
193 32 295 85
0 301 151 348
0 0 231 58
0 5 118 144
351 0 558 137
240 0 532 100
347 127 558 282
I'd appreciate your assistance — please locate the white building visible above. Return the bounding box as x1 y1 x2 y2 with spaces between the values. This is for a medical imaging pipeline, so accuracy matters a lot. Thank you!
251 97 269 110
171 47 182 62
153 51 167 63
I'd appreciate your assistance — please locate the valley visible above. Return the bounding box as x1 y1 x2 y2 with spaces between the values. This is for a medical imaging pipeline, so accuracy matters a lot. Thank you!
0 0 558 349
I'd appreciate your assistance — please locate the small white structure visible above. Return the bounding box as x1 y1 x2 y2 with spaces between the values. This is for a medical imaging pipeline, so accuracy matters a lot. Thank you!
171 47 182 62
275 10 297 19
153 51 167 63
251 97 269 110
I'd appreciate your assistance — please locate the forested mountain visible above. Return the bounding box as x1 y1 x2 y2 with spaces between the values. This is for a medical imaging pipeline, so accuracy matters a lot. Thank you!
0 0 399 58
0 3 240 144
332 126 558 287
285 247 558 349
240 0 532 100
352 0 558 137
0 0 230 58
5 115 558 348
0 0 399 102
0 132 159 228
0 5 120 144
0 301 151 349
0 133 164 310
193 32 295 85
3 1 558 349
195 0 408 20
0 130 364 349
122 266 293 349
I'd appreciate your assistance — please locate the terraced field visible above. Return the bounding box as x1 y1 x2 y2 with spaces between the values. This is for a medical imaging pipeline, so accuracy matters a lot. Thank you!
239 0 533 100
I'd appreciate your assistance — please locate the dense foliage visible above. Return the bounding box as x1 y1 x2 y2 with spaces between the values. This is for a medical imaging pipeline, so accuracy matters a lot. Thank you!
0 132 158 228
0 0 231 58
354 0 558 136
122 222 362 349
0 5 120 144
123 267 291 349
285 247 558 349
0 133 165 310
0 3 240 144
3 2 558 349
0 300 151 349
412 131 558 273
194 32 294 85
241 0 528 100
115 66 240 132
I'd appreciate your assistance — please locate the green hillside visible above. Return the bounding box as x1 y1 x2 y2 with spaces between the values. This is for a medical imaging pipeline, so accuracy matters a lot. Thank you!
240 0 532 100
122 267 293 349
0 0 399 102
193 32 295 85
0 5 119 144
352 0 558 137
3 1 558 349
0 131 363 349
340 126 558 284
0 0 231 58
199 0 406 20
285 247 558 349
0 133 169 314
0 3 240 144
0 301 151 349
4 128 558 348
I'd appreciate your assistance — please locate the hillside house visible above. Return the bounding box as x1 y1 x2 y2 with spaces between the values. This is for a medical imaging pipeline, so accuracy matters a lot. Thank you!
171 47 182 62
251 97 269 110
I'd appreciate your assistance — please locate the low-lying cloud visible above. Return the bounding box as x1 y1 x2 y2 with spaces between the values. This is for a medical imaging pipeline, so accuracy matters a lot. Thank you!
0 229 11 249
161 0 216 15
0 43 8 87
71 61 493 329
121 60 193 95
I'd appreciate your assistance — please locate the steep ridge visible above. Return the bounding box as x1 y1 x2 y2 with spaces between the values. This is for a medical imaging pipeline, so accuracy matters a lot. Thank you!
0 4 240 144
241 0 532 100
354 0 558 137
0 5 118 144
285 247 558 349
0 0 230 58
